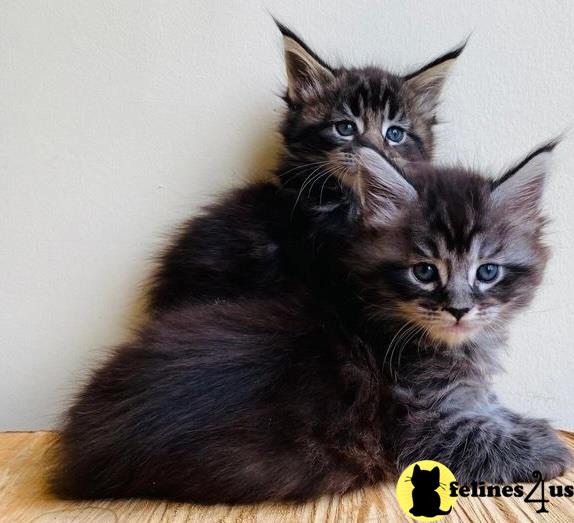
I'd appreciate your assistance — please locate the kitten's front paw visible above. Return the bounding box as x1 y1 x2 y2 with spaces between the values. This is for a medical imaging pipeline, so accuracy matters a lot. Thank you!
512 421 572 482
452 422 572 484
532 436 572 480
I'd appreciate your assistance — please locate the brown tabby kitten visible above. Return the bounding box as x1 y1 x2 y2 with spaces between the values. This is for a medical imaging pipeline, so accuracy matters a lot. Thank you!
148 22 465 311
53 143 571 503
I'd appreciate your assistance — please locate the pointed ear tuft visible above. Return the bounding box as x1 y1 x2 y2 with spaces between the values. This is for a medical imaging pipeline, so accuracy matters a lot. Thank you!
274 20 334 104
358 148 417 226
403 38 467 113
491 139 558 217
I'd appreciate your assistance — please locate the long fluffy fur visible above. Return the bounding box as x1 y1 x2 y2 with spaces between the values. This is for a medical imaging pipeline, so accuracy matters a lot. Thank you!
53 160 571 502
52 24 569 503
148 23 461 313
53 296 390 502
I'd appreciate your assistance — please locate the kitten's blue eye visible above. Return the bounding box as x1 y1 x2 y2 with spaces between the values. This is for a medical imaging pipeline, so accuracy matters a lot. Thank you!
413 263 439 283
476 264 499 283
334 120 357 137
385 126 406 143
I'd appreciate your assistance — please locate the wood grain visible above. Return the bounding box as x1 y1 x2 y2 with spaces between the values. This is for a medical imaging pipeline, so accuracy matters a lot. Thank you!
1 431 573 522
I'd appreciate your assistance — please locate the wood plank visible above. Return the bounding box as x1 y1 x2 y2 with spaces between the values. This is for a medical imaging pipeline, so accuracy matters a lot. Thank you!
0 431 572 522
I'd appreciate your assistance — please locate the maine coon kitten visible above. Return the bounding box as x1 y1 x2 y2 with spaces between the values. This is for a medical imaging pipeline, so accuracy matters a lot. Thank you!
53 143 571 503
148 22 464 312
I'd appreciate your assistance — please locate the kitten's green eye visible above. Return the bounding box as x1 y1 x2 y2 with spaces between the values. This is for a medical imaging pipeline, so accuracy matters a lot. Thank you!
476 263 499 283
386 126 406 143
413 263 439 283
334 120 357 137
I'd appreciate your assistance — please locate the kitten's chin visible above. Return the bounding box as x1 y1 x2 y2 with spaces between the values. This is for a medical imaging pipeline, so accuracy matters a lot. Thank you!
427 323 481 348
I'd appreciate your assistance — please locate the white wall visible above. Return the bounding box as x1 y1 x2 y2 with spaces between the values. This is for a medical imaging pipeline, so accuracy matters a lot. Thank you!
2 0 573 431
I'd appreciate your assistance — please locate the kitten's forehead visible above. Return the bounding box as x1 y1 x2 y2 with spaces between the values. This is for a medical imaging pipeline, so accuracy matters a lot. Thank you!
405 168 544 268
409 168 491 255
340 70 403 116
305 68 411 121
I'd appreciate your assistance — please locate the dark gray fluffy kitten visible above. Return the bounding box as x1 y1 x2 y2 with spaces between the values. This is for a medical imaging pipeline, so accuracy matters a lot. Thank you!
148 23 464 312
53 143 571 503
352 146 571 484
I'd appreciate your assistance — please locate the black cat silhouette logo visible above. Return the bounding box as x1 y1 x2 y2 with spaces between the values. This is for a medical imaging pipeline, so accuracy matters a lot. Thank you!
410 464 451 517
396 460 458 521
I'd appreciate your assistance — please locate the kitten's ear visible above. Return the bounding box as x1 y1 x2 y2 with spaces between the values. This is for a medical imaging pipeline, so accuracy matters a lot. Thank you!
358 148 417 226
431 466 440 476
491 140 557 218
275 20 335 104
414 464 421 473
403 40 466 113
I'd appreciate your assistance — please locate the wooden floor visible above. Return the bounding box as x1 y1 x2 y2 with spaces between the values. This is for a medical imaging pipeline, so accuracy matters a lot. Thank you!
1 432 573 522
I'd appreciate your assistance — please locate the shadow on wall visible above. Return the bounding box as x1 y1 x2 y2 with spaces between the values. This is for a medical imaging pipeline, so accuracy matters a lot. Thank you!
245 122 284 184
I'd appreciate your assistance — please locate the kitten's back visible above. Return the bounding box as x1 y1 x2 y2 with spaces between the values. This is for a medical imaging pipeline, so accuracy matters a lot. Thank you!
52 295 387 503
